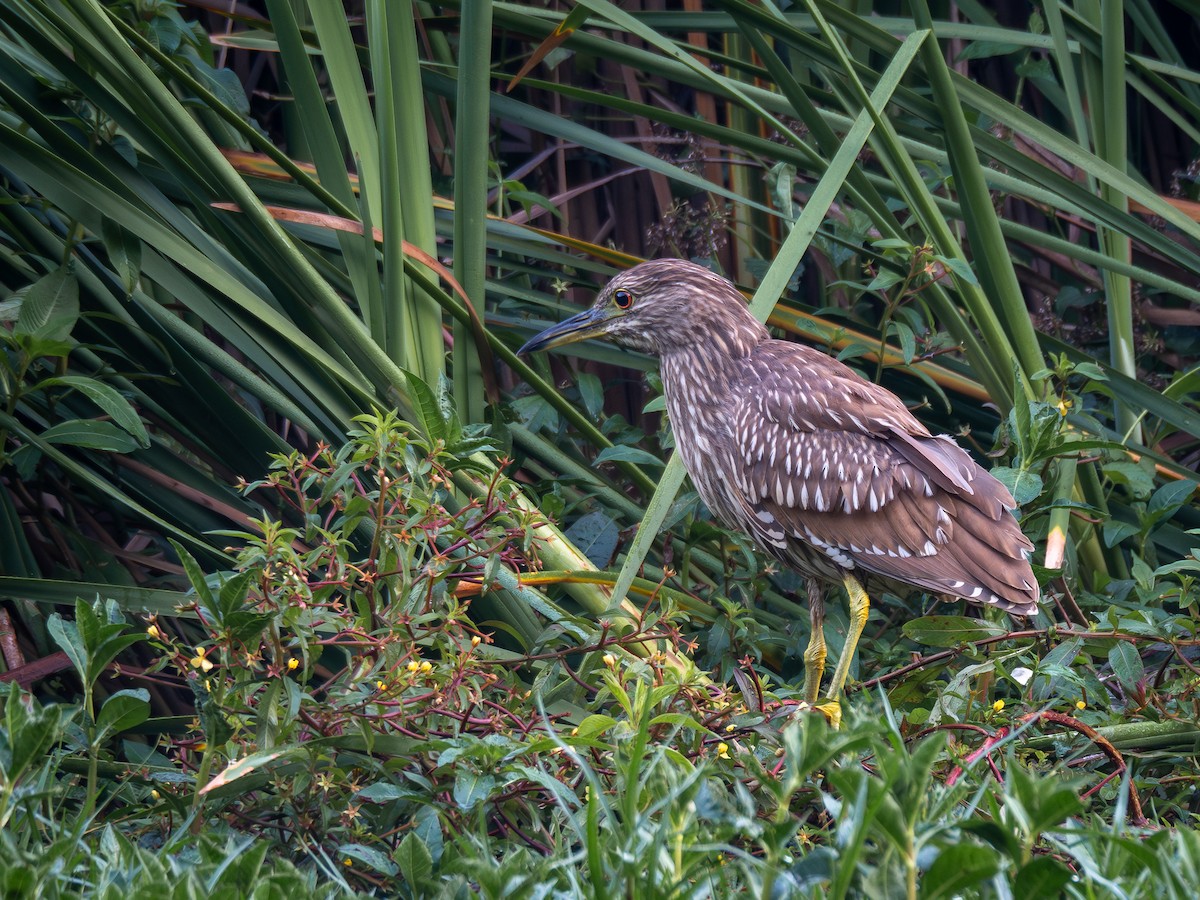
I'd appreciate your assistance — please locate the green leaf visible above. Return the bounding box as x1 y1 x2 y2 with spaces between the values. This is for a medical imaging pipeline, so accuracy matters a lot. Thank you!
412 805 443 864
1108 641 1144 690
13 266 79 342
101 216 142 295
39 420 139 453
452 770 495 811
577 371 605 419
1073 361 1108 381
356 782 418 803
563 511 619 568
991 466 1043 505
46 612 88 687
892 320 916 364
1103 519 1141 548
96 689 151 737
1148 478 1196 518
593 445 664 468
201 747 303 794
865 268 905 291
921 840 1000 899
1103 461 1155 499
402 369 449 445
902 616 1006 647
1013 857 1073 896
37 376 150 446
642 394 666 414
392 832 432 886
573 713 618 739
338 843 398 877
1011 368 1033 457
0 682 65 783
170 539 215 611
955 40 1025 61
13 335 73 360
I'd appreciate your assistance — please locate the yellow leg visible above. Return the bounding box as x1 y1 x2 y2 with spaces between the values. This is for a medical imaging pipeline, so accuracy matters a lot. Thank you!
825 574 871 700
802 582 826 705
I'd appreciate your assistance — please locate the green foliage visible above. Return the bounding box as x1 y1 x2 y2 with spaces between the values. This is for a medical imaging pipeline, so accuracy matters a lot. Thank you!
3 418 1200 897
1 0 1199 895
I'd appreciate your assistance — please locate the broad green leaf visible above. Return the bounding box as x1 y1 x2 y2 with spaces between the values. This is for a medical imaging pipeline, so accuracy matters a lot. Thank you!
0 682 65 782
1103 519 1140 548
96 689 151 737
572 713 619 739
392 832 432 886
402 369 449 445
452 770 495 811
413 805 443 864
593 445 664 468
1148 478 1196 517
38 420 139 453
563 511 620 569
169 539 215 611
921 839 1000 899
36 376 149 446
200 747 302 794
577 371 605 419
13 266 78 342
1103 461 1155 499
991 466 1043 506
901 615 1006 647
356 782 418 803
101 216 142 295
1108 641 1145 690
46 612 88 687
1013 857 1073 897
338 843 398 877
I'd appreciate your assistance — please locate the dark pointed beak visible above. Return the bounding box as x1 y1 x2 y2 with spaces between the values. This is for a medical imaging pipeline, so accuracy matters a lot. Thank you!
517 305 612 355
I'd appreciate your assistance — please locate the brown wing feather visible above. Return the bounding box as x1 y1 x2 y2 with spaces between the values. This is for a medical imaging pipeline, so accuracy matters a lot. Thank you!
732 341 1039 615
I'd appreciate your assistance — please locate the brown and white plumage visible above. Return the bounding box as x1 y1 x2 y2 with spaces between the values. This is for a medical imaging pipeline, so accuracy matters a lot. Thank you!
519 259 1040 706
727 344 1036 611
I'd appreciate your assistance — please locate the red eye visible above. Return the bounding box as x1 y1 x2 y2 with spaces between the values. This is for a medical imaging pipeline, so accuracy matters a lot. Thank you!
614 289 634 310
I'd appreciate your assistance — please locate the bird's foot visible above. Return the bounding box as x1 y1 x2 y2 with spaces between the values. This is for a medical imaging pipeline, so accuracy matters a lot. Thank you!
795 698 842 729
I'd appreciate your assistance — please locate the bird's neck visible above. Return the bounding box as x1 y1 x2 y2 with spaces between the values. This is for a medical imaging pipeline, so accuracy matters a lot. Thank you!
657 310 765 440
658 340 754 526
681 314 768 362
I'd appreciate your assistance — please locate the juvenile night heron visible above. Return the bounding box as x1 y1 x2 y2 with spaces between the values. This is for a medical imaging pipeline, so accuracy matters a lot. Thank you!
519 259 1039 710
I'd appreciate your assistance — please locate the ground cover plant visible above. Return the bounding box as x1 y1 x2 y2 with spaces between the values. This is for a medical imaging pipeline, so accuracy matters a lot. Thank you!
1 0 1199 896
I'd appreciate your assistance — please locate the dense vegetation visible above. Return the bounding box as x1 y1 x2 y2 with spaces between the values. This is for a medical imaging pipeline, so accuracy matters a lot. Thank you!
1 0 1198 895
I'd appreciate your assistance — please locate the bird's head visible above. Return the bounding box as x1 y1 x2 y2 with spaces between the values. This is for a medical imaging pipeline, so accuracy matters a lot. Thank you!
517 259 766 358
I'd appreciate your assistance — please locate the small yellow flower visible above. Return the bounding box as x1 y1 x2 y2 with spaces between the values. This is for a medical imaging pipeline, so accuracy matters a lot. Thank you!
150 789 160 800
470 635 481 647
1076 699 1087 711
407 659 420 673
375 680 386 691
146 625 160 640
717 742 731 760
992 699 1005 712
419 660 433 674
725 723 736 733
189 647 214 672
194 742 207 752
602 653 616 668
343 858 352 867
287 657 299 671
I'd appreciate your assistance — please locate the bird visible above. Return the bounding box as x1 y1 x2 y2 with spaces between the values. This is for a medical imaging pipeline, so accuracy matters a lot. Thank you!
519 259 1039 715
